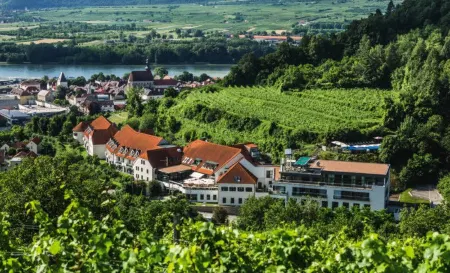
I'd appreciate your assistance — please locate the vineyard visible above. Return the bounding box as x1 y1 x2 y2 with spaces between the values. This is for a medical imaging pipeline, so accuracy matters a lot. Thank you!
164 87 397 150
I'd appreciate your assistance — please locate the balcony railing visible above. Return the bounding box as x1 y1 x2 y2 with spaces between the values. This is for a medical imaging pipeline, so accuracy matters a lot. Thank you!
333 195 370 202
292 192 327 198
276 179 373 189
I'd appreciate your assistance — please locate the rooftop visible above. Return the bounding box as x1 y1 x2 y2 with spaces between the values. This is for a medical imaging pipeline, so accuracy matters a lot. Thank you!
129 70 154 82
182 140 242 175
217 162 257 184
301 160 390 176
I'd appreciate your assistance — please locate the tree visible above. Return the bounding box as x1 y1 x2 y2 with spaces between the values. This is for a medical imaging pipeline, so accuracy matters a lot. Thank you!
126 87 144 117
164 87 178 98
212 207 228 225
154 67 169 78
55 86 68 100
147 180 162 197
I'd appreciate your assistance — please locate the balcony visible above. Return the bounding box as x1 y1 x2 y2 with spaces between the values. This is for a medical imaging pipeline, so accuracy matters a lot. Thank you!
292 192 327 198
276 179 373 189
333 195 370 202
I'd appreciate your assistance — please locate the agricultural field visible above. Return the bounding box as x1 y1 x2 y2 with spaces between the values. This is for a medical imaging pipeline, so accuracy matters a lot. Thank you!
163 87 398 150
0 0 400 43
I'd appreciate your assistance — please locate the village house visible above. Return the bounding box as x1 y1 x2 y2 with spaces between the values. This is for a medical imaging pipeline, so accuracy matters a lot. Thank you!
19 79 41 91
80 116 118 158
10 88 35 105
72 120 90 143
9 151 37 168
217 162 258 206
37 90 54 103
26 137 42 154
105 125 181 180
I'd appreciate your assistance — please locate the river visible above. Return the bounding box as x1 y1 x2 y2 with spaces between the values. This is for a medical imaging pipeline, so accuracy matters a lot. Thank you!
0 64 233 80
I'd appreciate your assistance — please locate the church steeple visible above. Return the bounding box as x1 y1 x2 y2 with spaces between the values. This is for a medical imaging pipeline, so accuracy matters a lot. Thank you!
146 58 150 72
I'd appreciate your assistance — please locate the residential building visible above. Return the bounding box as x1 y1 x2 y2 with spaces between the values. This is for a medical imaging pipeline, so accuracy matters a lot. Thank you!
82 116 118 158
72 121 90 143
19 79 41 91
26 137 42 154
9 151 37 168
0 109 31 125
0 95 19 110
272 157 390 211
78 94 115 114
37 90 54 102
10 88 35 105
104 125 180 179
217 162 257 206
57 72 68 88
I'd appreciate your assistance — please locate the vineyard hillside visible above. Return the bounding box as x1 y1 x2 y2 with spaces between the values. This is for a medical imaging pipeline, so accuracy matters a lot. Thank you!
161 87 397 157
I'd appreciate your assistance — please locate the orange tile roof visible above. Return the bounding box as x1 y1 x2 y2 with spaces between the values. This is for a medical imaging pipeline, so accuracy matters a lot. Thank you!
145 147 183 169
217 161 257 184
84 116 118 145
182 140 242 174
309 160 389 176
29 137 41 145
73 121 90 132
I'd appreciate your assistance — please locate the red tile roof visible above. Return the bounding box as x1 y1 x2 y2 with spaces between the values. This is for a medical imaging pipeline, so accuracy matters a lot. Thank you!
309 160 390 176
145 147 183 169
13 151 37 158
84 116 118 145
12 141 28 149
129 70 154 82
153 79 179 86
106 125 166 159
73 121 90 132
217 161 257 184
182 140 242 175
29 137 41 145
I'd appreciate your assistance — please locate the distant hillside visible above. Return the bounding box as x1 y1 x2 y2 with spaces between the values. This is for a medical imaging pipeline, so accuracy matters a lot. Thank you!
3 0 207 9
2 0 313 10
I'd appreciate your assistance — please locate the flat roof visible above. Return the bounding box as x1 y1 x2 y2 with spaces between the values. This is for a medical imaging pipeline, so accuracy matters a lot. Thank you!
309 160 389 176
294 157 310 166
158 164 192 174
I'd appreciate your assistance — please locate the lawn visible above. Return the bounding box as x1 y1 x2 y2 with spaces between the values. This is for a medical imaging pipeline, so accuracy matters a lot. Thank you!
109 111 128 125
399 188 430 204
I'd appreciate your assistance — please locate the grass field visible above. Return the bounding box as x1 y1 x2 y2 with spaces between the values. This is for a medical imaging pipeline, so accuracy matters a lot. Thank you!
109 111 128 125
19 38 68 44
165 87 397 145
0 0 400 43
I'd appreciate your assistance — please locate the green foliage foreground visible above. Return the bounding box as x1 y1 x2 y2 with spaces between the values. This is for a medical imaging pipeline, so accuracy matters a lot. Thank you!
1 200 450 272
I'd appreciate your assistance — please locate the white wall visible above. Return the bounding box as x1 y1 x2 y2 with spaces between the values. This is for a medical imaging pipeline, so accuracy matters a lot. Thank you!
271 182 388 211
26 142 38 154
185 188 218 203
218 183 255 206
214 154 244 182
133 159 155 181
73 132 84 144
240 159 277 190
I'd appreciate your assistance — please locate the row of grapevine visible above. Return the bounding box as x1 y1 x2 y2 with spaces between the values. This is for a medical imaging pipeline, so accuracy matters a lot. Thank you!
2 201 450 272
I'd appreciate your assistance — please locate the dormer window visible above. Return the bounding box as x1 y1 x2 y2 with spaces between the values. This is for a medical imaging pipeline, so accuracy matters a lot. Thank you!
193 158 202 166
234 176 241 183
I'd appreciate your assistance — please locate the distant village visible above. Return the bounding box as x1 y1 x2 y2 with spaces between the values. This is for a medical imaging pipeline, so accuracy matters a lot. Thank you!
0 62 218 126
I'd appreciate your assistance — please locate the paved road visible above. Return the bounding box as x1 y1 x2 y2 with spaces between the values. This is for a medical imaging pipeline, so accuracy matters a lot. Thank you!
411 186 443 204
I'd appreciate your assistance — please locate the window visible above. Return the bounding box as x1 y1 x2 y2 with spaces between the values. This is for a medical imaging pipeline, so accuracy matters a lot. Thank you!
238 198 243 204
141 167 143 172
245 187 253 192
321 201 328 208
147 177 149 181
146 169 149 174
200 194 204 200
136 174 139 179
332 201 339 209
364 204 371 209
238 187 244 192
266 170 273 178
221 187 229 191
353 203 360 208
222 197 226 203
135 166 138 171
231 198 235 204
229 187 236 192
343 202 349 208
213 195 217 200
207 195 211 200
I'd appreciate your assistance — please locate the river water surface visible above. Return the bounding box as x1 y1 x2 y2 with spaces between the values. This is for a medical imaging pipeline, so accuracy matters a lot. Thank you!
0 64 232 80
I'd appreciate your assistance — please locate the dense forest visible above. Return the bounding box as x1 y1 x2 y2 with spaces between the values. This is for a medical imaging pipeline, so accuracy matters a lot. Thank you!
0 37 274 64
